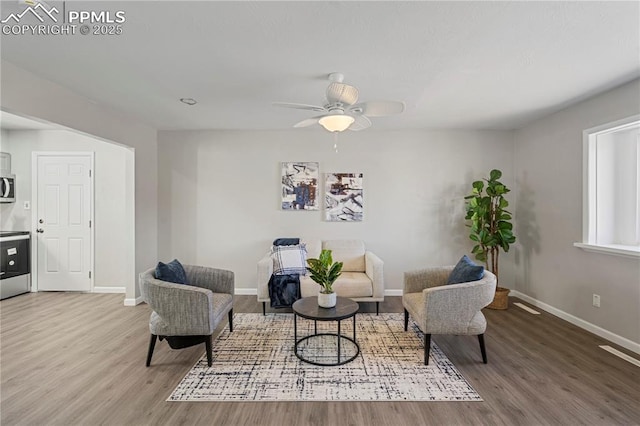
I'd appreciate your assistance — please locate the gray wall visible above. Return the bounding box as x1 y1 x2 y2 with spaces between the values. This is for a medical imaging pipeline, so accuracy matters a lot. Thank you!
1 60 158 303
157 129 515 293
2 60 636 349
513 78 640 345
0 130 129 290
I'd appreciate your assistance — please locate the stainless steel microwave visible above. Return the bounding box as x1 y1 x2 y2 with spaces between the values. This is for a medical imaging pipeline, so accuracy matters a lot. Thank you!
0 175 15 203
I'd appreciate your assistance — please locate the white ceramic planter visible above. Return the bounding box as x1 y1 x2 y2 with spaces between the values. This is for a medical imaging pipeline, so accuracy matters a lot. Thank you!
317 292 337 308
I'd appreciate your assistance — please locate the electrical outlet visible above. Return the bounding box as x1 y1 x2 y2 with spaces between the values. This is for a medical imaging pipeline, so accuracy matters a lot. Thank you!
593 294 601 308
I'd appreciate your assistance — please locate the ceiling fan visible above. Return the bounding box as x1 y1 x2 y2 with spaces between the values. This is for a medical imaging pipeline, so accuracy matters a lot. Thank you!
273 73 405 132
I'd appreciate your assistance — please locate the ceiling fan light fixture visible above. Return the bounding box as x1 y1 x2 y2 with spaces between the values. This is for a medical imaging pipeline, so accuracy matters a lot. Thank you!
318 114 355 132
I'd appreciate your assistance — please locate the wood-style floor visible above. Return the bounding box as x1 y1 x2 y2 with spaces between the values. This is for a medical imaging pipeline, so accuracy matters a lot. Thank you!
1 293 639 425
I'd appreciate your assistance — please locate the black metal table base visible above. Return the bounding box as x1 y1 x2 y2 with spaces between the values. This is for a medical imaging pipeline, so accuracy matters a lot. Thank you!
294 315 360 366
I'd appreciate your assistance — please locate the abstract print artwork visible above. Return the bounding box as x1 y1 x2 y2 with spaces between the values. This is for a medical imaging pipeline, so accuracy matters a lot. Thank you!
325 173 363 221
281 162 319 210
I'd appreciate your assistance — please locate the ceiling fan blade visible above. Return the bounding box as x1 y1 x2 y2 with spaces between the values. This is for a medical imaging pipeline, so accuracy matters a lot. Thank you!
272 102 327 112
349 115 372 131
326 82 359 106
350 100 405 117
293 117 321 128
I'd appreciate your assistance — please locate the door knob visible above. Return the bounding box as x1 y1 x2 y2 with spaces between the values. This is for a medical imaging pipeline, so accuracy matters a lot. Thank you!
36 228 44 233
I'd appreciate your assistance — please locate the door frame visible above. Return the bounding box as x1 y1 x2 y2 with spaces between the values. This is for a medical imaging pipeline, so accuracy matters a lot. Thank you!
31 151 95 292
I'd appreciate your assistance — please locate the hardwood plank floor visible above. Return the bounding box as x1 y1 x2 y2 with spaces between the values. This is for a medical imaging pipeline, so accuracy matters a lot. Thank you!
1 293 639 425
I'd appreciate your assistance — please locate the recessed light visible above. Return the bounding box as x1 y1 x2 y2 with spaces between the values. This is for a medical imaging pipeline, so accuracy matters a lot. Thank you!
180 98 197 106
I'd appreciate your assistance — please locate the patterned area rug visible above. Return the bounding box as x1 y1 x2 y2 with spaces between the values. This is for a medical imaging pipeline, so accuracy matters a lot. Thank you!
168 313 482 402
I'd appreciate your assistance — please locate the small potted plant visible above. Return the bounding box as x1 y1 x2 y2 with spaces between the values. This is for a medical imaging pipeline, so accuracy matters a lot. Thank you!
306 249 343 308
464 169 517 309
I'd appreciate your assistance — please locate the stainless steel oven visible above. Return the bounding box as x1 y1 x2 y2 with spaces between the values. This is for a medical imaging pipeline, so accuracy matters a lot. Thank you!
0 231 31 299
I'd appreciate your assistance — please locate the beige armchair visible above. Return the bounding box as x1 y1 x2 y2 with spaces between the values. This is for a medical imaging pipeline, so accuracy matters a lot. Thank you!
402 266 496 365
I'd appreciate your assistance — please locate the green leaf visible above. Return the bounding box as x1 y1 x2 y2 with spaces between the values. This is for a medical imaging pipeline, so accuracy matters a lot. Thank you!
484 238 498 247
319 249 332 266
472 181 484 191
308 273 325 287
497 221 513 230
490 169 502 180
328 262 343 279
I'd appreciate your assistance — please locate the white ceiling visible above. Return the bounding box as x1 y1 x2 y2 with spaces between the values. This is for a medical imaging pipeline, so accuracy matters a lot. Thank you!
1 1 639 131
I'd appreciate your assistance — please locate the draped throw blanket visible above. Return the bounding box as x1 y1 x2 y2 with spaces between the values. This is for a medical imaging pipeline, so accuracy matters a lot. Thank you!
269 238 302 308
268 273 301 308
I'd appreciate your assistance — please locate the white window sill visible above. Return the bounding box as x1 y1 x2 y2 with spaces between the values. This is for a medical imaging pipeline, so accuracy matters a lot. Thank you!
573 243 640 259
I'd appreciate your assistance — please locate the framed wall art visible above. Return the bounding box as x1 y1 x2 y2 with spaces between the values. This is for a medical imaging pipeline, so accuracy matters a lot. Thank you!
325 172 363 221
281 162 319 210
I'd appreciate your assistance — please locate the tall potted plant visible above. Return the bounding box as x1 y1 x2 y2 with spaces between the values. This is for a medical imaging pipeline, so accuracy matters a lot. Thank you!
464 169 516 309
306 249 343 308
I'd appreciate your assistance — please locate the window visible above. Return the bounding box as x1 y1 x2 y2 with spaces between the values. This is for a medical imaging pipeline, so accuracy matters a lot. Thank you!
575 115 640 257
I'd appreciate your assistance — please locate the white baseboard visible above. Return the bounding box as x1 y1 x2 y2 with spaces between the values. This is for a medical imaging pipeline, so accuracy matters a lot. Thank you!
511 290 640 355
93 286 125 294
385 289 402 297
124 296 144 306
235 288 257 296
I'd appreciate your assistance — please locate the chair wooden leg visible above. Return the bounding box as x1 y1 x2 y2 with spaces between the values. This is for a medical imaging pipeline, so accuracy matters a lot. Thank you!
228 309 233 333
424 333 431 365
404 309 409 331
376 301 379 315
478 334 487 364
262 302 266 316
205 335 213 367
146 334 157 367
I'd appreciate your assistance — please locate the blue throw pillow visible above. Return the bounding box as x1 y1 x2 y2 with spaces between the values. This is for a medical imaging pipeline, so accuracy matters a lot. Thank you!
447 255 484 285
155 259 187 284
273 238 300 246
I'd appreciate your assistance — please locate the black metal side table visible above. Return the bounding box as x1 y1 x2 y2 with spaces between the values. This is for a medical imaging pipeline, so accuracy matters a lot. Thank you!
292 296 360 366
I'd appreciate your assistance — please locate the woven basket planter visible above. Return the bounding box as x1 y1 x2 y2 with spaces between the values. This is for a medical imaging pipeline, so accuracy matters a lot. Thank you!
487 287 510 310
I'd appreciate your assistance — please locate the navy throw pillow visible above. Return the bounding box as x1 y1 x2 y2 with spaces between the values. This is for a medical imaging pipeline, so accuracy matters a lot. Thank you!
273 238 300 246
447 255 484 285
155 259 187 284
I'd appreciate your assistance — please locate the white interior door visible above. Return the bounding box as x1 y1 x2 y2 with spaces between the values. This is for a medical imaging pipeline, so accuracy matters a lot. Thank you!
36 154 93 291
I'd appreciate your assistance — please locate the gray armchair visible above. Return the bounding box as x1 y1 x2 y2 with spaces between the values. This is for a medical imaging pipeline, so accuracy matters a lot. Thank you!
402 266 496 365
139 264 234 367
